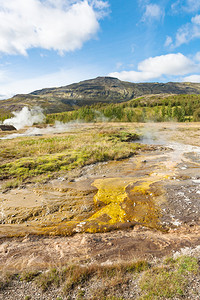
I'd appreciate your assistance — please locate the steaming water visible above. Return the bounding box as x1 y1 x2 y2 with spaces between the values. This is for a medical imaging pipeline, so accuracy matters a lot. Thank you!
166 142 200 169
138 126 200 169
3 107 45 130
0 121 73 140
0 107 75 139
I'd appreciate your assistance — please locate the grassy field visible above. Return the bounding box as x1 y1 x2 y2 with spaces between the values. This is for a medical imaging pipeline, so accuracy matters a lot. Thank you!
0 124 142 190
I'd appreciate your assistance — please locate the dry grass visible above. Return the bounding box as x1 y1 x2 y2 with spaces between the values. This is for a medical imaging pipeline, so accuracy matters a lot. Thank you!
32 256 198 299
0 255 198 299
35 260 149 296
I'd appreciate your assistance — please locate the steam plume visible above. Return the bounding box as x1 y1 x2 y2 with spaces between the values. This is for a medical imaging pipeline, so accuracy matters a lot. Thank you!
1 106 80 140
3 107 45 130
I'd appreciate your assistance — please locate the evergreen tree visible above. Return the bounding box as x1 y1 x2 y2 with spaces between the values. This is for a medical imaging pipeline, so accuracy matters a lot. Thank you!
161 105 166 121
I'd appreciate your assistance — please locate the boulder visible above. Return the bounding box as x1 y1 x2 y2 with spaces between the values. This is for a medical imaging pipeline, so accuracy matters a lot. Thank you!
0 125 17 131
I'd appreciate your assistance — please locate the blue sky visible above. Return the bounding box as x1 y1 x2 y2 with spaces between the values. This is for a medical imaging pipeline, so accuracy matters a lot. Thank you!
0 0 200 98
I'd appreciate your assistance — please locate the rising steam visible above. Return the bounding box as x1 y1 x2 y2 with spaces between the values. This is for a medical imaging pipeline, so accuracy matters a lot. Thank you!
3 107 45 130
1 106 79 140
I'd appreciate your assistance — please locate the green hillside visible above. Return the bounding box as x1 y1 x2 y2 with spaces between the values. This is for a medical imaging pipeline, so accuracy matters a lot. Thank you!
46 94 200 123
1 77 200 115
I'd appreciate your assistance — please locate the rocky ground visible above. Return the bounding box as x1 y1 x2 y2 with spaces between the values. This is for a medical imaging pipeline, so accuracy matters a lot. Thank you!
0 122 199 299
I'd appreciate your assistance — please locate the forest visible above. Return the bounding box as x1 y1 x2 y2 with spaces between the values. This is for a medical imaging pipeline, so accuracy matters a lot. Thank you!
46 94 200 124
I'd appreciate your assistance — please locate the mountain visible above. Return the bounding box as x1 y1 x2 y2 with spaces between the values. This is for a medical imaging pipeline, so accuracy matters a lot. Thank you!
1 77 200 114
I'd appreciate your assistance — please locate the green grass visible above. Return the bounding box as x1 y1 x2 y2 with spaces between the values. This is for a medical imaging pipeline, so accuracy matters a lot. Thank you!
0 110 13 122
139 255 199 299
176 255 199 274
0 126 141 187
140 267 187 299
36 268 61 291
20 271 41 282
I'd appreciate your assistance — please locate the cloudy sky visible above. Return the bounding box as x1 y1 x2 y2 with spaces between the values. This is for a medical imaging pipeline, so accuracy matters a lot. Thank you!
0 0 200 98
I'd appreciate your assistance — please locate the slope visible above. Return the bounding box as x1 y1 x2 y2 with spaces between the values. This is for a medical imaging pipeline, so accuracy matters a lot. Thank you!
1 76 200 114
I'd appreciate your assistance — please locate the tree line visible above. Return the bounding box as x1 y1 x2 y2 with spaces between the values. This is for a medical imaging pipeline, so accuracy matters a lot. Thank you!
46 94 200 124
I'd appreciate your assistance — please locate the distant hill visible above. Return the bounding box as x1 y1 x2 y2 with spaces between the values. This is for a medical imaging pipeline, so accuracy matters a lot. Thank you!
1 76 200 114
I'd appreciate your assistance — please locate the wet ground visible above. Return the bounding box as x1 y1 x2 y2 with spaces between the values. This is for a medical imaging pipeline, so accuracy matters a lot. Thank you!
0 122 200 271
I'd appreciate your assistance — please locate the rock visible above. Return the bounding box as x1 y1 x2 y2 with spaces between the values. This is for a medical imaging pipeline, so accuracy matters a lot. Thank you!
0 125 17 131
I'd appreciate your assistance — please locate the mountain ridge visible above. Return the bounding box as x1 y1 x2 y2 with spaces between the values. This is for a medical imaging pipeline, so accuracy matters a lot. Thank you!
1 76 200 114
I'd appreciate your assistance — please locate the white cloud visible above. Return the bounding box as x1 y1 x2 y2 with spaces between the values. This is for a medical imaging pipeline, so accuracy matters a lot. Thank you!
183 74 200 82
90 0 109 18
192 15 200 25
183 0 200 12
109 53 198 82
174 15 200 47
139 53 196 75
142 3 164 21
164 36 173 47
91 0 109 9
109 70 159 82
185 0 200 11
195 52 200 62
116 62 123 69
171 0 181 13
0 0 108 55
175 25 190 46
0 70 8 82
171 0 200 13
0 66 100 99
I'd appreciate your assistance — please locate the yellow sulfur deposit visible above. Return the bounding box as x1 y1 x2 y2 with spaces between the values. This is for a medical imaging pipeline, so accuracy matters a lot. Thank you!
85 175 165 232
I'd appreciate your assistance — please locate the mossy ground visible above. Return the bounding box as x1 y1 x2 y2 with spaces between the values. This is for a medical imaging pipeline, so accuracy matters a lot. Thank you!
0 125 141 185
139 255 199 299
